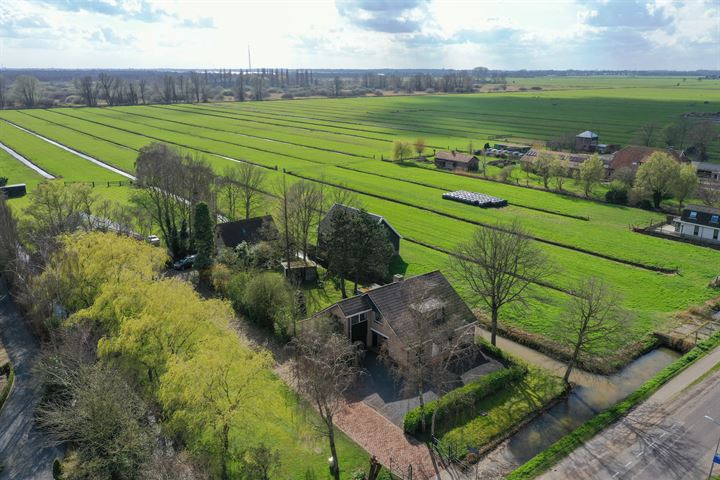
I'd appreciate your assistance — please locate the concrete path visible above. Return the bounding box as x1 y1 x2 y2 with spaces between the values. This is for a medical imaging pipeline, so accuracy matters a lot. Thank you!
540 346 720 480
0 278 60 479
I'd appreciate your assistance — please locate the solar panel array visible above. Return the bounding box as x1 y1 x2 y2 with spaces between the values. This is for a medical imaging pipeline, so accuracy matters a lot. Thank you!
442 190 508 208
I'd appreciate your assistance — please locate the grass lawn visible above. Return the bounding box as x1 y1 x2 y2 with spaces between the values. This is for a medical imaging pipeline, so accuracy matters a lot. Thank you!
437 367 566 460
240 373 368 478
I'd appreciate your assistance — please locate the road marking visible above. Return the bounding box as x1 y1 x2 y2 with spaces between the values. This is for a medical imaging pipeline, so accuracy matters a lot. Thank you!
612 473 620 478
624 461 633 467
659 431 667 438
636 451 644 457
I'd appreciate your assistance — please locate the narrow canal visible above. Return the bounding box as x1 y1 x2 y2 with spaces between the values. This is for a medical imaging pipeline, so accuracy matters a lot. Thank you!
476 328 681 466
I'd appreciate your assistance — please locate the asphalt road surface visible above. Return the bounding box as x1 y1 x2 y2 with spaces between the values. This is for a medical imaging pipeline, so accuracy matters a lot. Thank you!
0 277 59 479
541 346 720 480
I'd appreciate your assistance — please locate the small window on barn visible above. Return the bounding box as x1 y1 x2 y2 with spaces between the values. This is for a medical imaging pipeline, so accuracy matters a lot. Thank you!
689 211 697 220
694 226 700 236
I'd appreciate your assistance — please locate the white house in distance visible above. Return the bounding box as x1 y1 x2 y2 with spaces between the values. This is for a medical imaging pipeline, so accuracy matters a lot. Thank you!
673 205 720 244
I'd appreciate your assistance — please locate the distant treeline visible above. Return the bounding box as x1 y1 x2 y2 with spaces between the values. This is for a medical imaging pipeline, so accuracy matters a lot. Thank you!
0 67 718 109
2 67 719 82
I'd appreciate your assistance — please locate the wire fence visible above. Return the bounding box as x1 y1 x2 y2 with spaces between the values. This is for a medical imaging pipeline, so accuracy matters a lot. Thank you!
62 180 135 188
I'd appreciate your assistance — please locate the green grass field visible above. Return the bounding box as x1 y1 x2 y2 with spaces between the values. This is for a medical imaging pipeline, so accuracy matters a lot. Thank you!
2 78 719 360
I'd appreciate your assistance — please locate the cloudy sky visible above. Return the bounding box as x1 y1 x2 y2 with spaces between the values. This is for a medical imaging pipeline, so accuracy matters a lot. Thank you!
1 0 718 70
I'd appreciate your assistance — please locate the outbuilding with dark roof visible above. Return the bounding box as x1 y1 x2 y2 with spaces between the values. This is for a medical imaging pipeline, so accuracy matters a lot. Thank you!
434 151 479 171
318 203 401 255
673 205 720 244
215 215 278 250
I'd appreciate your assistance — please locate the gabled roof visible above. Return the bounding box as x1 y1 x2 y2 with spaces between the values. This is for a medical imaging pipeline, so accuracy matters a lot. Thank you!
435 151 478 164
322 203 402 240
366 271 476 339
610 146 684 172
576 131 599 139
215 215 277 249
681 204 720 227
336 294 373 317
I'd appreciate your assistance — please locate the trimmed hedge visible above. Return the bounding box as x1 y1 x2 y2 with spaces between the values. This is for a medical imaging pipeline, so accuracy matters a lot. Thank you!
403 337 530 435
0 363 15 411
507 330 720 479
403 365 527 435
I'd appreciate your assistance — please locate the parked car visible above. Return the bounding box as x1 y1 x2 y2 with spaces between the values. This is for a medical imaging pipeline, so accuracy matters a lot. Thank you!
173 254 196 270
146 235 160 246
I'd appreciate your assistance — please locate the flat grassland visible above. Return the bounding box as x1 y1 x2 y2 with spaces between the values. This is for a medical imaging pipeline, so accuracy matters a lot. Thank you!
2 78 719 361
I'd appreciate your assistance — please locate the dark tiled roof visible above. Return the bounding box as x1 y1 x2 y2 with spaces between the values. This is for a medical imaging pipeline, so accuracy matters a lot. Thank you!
435 151 478 164
366 271 476 338
682 204 720 227
336 295 373 317
215 215 277 249
321 203 401 239
610 146 683 172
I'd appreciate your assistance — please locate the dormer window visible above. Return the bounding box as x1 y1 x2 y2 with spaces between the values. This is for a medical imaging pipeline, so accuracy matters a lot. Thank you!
688 211 697 220
711 215 719 224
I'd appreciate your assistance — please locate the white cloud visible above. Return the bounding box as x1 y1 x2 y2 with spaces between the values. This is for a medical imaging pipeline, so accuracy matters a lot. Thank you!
0 0 717 69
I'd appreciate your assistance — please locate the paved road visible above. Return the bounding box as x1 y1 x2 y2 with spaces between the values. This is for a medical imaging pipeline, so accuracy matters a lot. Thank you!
0 278 59 479
541 346 720 480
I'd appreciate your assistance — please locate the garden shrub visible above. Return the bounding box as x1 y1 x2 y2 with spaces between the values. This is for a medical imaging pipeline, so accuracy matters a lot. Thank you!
605 187 628 205
242 272 293 330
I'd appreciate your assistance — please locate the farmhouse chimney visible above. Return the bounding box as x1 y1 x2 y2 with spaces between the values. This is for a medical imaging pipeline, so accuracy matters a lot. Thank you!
393 274 404 283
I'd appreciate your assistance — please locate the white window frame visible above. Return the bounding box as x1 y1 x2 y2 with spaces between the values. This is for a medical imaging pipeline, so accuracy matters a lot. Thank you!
350 311 369 325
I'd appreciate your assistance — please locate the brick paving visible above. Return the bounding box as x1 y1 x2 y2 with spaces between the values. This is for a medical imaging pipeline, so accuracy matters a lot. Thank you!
334 399 445 480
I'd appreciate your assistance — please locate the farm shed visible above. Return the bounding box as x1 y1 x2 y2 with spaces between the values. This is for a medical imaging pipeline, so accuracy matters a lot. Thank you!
574 131 599 152
281 255 318 284
311 271 478 366
0 184 26 199
318 203 401 255
434 151 479 172
608 146 685 176
693 162 720 186
673 205 720 244
215 215 278 250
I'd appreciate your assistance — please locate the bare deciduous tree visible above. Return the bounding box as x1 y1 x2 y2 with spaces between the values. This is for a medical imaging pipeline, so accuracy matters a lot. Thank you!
697 184 720 208
290 324 362 480
12 75 40 107
633 122 658 147
138 78 148 104
288 180 323 262
75 76 98 107
0 75 6 109
134 143 215 259
237 162 266 220
452 222 549 345
558 277 628 384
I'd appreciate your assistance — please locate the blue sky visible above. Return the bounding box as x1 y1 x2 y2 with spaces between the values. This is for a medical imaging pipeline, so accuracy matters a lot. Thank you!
0 0 718 70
